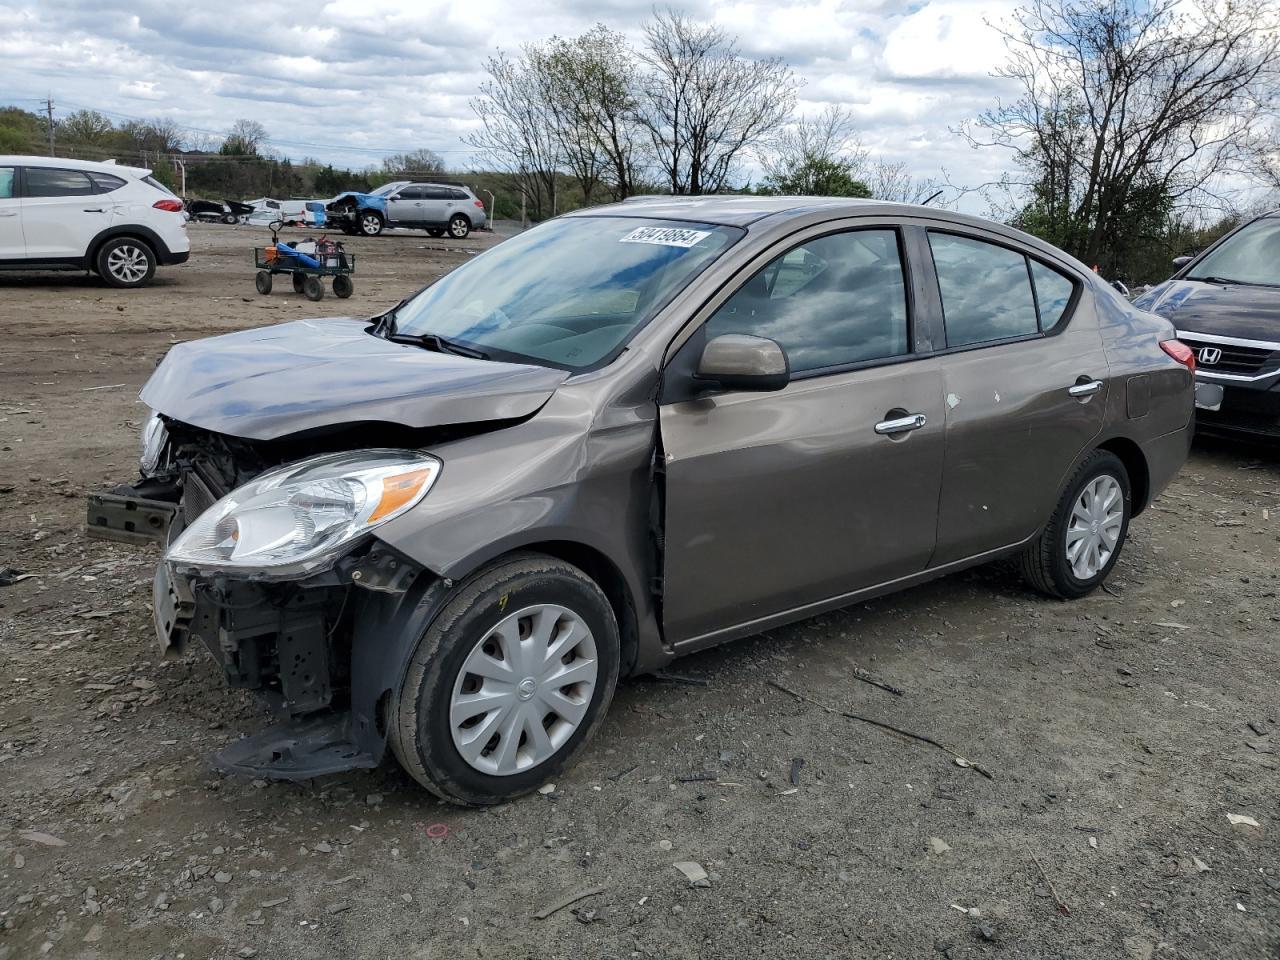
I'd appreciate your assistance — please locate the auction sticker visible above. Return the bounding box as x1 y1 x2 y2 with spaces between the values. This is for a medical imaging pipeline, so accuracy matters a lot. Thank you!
620 226 711 248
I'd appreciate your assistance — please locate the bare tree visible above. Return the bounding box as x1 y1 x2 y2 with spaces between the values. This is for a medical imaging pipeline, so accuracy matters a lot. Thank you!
962 0 1279 271
532 26 646 202
759 105 868 194
221 119 268 156
468 51 563 219
381 148 446 176
120 118 184 154
639 8 799 194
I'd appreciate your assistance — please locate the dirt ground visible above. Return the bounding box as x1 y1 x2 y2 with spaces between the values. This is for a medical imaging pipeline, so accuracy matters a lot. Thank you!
0 225 1277 960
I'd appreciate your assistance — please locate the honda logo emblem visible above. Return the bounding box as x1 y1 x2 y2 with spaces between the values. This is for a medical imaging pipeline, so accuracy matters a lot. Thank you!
1197 346 1223 365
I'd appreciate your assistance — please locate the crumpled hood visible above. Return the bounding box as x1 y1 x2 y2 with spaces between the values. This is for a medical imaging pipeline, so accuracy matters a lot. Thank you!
141 318 569 441
1134 279 1280 339
326 191 388 212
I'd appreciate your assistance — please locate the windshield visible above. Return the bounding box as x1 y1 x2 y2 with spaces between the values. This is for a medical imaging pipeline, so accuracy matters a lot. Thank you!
1186 217 1280 286
370 182 405 197
388 216 742 370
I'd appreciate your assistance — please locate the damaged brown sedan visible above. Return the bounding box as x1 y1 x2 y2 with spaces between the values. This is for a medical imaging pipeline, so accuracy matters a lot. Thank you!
87 197 1194 804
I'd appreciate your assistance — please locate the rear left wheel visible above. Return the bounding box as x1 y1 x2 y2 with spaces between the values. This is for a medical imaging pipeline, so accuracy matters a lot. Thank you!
1020 449 1131 599
97 237 157 288
390 554 620 805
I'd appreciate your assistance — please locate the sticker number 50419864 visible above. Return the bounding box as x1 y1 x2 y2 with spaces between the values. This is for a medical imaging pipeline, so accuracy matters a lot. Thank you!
620 226 711 248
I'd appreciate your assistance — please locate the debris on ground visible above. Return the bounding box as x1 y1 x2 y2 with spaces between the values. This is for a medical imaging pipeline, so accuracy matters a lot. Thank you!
673 862 711 888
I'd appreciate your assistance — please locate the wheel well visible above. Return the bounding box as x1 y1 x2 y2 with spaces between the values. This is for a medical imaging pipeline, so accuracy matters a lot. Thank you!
89 231 156 267
450 211 471 224
494 541 639 677
1098 437 1150 515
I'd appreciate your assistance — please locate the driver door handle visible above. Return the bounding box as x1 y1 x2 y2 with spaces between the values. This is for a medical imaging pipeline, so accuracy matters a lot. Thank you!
875 413 927 435
82 208 106 213
1068 379 1104 398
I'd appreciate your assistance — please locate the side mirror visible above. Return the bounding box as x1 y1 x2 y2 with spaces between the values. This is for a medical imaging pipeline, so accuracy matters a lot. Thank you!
1172 255 1194 268
695 334 790 392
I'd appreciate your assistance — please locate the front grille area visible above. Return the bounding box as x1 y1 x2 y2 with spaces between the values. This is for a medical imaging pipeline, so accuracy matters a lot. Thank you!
1181 337 1277 376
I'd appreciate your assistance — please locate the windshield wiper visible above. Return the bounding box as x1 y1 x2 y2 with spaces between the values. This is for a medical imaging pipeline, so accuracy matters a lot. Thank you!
389 331 490 360
1187 275 1244 285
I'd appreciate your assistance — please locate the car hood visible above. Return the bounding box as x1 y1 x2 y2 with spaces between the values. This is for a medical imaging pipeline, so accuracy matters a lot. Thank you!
326 191 388 212
140 318 569 441
1134 279 1280 339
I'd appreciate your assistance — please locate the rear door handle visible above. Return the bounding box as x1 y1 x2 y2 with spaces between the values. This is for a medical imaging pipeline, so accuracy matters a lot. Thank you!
875 413 928 435
82 208 106 213
0 210 16 217
1068 379 1104 398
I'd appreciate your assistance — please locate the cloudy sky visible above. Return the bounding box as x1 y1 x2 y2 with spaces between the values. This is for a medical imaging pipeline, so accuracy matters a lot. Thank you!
0 0 1023 199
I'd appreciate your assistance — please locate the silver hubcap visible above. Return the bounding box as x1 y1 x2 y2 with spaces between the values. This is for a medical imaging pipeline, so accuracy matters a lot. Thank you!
1065 474 1124 580
449 603 597 776
450 219 466 237
106 245 148 283
363 215 380 233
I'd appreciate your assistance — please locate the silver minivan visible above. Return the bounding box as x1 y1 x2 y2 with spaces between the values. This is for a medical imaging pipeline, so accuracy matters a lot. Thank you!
89 197 1194 804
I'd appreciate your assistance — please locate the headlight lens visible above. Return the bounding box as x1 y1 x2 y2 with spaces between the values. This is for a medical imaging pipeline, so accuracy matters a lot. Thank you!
140 412 168 476
165 450 440 577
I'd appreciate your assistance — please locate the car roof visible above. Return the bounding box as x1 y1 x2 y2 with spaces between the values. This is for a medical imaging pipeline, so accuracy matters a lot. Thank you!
0 154 150 178
568 194 1092 274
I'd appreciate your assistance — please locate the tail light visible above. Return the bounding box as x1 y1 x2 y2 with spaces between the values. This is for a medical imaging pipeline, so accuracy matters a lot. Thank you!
153 199 184 213
474 200 484 208
1160 338 1196 373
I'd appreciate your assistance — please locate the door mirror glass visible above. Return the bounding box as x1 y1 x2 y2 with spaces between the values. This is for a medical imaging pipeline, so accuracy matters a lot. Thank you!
696 335 789 391
1172 255 1194 268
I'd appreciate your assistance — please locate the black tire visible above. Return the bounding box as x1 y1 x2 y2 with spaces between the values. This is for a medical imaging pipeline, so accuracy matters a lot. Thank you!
221 214 237 225
254 270 272 295
389 554 621 805
96 236 157 288
427 228 445 238
448 214 470 239
291 272 306 293
332 274 353 299
1020 449 1131 599
303 276 324 301
359 211 384 237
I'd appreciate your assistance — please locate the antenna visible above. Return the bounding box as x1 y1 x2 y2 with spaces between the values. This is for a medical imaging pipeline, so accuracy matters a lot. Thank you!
921 189 944 206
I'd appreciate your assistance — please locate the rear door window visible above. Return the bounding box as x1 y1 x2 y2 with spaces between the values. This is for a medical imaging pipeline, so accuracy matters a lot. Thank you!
24 167 97 197
928 233 1040 346
706 228 910 373
424 186 452 200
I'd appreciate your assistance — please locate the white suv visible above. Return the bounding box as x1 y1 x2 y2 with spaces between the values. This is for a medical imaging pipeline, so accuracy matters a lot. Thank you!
0 155 190 287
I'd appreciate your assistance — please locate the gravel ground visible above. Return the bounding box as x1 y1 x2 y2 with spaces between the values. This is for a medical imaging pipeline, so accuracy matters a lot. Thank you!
0 225 1277 960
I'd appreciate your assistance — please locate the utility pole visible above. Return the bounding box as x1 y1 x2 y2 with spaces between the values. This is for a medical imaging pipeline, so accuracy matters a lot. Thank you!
44 98 55 156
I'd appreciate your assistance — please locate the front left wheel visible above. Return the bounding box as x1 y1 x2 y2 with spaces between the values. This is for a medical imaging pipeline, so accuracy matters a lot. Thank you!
359 212 384 236
390 554 620 805
97 237 157 288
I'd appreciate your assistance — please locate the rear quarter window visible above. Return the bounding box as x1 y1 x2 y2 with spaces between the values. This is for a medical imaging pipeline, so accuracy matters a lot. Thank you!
90 172 127 193
1029 260 1075 328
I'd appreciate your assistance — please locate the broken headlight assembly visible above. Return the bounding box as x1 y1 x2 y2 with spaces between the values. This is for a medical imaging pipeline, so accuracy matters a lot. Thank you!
165 449 440 578
140 411 168 476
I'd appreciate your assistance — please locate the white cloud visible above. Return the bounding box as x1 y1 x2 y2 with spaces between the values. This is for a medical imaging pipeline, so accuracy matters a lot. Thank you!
0 0 1023 200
